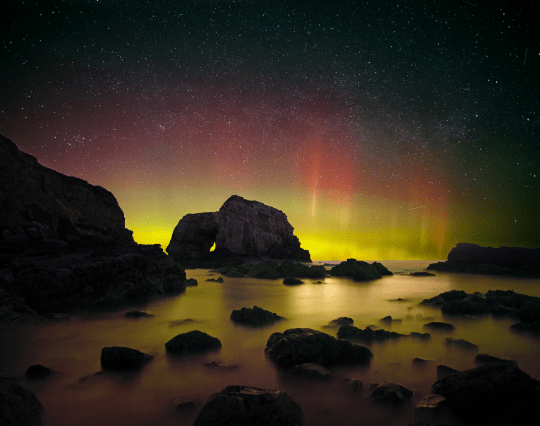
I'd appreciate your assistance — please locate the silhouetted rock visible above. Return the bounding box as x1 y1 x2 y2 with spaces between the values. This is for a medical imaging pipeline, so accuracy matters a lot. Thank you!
410 332 431 340
368 382 413 405
419 296 445 307
380 315 401 323
100 346 154 370
25 364 55 379
167 195 310 265
510 321 540 334
474 354 517 366
283 277 304 285
230 305 284 326
193 385 305 426
339 377 363 392
412 394 460 426
289 363 333 380
371 261 393 276
124 310 154 318
485 290 540 322
407 271 436 276
427 243 540 276
441 299 490 315
443 338 478 351
337 324 405 342
423 322 455 332
0 377 44 426
436 365 459 379
204 361 240 370
0 136 188 319
165 330 221 355
265 328 373 368
322 317 354 328
431 363 540 425
329 259 392 281
205 277 224 282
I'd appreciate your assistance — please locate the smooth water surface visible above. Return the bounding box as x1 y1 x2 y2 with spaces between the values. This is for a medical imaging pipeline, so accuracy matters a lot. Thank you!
1 260 540 426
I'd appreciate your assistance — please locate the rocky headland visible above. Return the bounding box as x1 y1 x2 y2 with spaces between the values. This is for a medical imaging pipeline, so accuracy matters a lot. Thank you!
166 195 311 266
428 243 540 276
0 135 188 323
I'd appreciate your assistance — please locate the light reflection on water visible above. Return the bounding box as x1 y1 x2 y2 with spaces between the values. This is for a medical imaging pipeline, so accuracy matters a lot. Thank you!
1 260 540 426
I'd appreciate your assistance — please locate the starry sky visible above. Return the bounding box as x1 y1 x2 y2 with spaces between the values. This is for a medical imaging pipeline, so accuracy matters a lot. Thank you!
1 0 538 260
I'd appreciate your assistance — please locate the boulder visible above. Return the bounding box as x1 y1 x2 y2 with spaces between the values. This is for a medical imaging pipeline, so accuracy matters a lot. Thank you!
165 330 221 355
124 310 153 318
25 364 55 379
283 277 304 285
441 300 490 315
167 195 310 264
337 324 405 342
443 338 479 351
204 361 240 370
431 363 540 425
368 382 413 405
427 243 540 276
423 322 455 332
407 271 436 276
0 377 44 426
339 377 363 392
419 296 445 307
289 363 333 380
100 346 154 370
436 365 459 379
323 317 354 328
192 385 305 426
412 394 460 426
230 305 284 326
265 328 373 368
410 332 431 340
329 259 390 281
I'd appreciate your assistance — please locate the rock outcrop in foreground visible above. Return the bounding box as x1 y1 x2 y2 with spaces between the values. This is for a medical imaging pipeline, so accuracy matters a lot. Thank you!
0 136 188 323
428 243 540 276
167 195 310 264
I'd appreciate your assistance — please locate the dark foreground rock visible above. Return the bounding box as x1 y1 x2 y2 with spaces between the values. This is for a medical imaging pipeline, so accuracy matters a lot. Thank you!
0 377 44 426
193 385 305 426
265 328 373 368
431 363 540 425
230 305 284 326
0 136 188 321
283 277 304 285
368 382 413 405
412 394 460 426
167 195 311 265
329 259 392 281
100 347 153 370
165 330 221 355
289 363 333 380
474 354 517 366
443 338 478 351
423 322 455 332
427 243 540 276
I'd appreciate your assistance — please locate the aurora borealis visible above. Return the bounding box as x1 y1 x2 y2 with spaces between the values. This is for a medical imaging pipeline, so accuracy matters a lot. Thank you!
1 0 538 260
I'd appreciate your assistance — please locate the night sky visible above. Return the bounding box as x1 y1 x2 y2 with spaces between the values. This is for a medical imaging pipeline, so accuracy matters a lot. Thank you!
1 0 538 260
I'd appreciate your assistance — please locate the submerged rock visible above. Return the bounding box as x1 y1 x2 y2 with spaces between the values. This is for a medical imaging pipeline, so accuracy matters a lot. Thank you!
124 309 154 318
423 322 455 332
436 365 459 379
165 330 221 355
337 324 405 342
25 364 55 379
0 377 44 426
230 305 284 326
431 363 540 425
283 277 304 285
368 382 413 405
289 363 333 380
265 328 373 368
100 347 153 370
339 377 364 393
412 394 460 426
193 385 305 426
443 338 479 351
322 317 354 328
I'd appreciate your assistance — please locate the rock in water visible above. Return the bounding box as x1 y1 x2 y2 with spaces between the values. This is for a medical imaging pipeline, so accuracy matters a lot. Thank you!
193 385 305 426
431 363 540 425
100 347 154 370
230 305 284 326
167 195 310 263
265 328 373 368
427 242 540 276
165 330 222 355
0 377 44 425
368 382 413 405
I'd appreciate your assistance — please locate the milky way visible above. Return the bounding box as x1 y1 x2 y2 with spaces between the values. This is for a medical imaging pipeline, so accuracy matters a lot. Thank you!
1 0 538 259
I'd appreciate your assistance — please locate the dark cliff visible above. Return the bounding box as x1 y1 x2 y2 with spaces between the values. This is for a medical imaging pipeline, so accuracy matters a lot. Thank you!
428 243 540 276
167 195 310 264
0 136 187 323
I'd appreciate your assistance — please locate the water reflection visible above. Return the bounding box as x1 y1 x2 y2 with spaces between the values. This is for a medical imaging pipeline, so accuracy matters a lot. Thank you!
0 262 539 425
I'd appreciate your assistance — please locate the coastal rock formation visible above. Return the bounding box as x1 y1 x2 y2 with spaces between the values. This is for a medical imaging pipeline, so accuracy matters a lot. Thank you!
330 259 392 281
167 195 310 263
193 385 305 426
428 243 540 276
165 330 222 355
368 382 413 406
0 136 188 322
100 347 154 370
230 305 284 326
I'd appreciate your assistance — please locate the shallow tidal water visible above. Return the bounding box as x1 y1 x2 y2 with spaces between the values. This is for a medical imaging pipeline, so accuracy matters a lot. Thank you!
1 260 540 426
